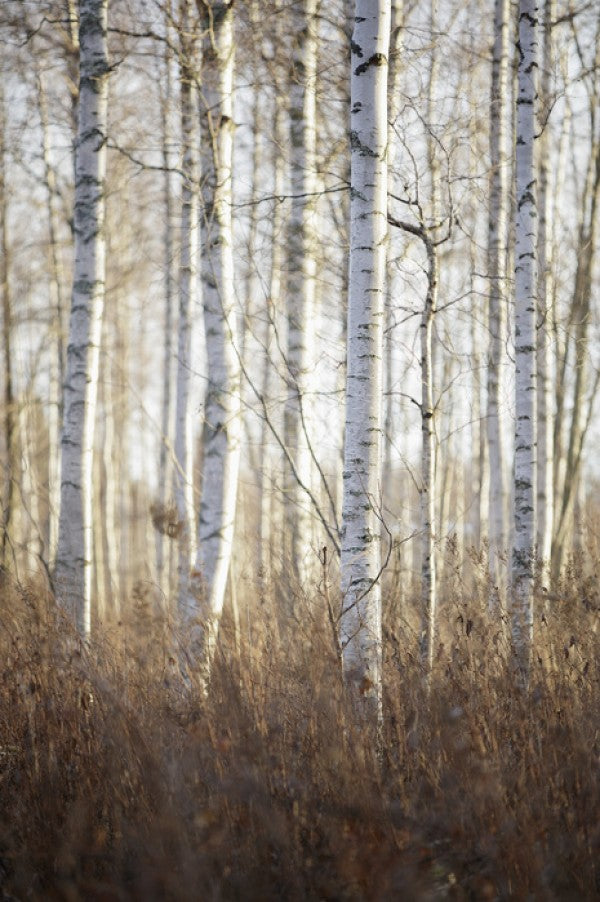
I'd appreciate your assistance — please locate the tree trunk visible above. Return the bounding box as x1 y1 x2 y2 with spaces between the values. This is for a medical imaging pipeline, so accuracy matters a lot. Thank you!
535 0 555 583
511 0 539 681
0 83 16 572
196 0 241 682
340 0 390 718
487 0 511 601
174 0 199 618
37 72 66 569
419 235 437 674
54 0 109 636
156 21 175 597
284 0 318 590
383 0 404 521
259 91 286 588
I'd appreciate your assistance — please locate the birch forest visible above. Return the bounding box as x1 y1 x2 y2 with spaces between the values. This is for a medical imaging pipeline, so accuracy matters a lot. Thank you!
1 0 600 897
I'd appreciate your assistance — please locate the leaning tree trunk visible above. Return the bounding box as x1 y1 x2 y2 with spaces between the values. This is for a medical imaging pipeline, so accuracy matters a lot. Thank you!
511 0 539 682
487 0 511 604
284 0 318 591
196 0 241 683
340 0 390 719
54 0 109 636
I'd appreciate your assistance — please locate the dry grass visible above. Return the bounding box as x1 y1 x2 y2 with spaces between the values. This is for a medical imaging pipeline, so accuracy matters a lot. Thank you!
0 559 599 901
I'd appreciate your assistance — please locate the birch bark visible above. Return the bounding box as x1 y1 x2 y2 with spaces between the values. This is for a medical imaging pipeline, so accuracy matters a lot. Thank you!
383 0 403 513
284 0 318 589
340 0 390 716
156 22 175 596
54 0 109 635
102 348 119 616
419 233 437 673
37 73 65 568
259 92 286 586
487 0 511 599
174 0 198 616
550 99 571 567
511 0 538 680
196 0 241 679
0 84 16 571
419 0 440 672
535 0 555 581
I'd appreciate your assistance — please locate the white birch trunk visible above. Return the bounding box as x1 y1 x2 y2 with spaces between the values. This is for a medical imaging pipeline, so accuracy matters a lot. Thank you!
284 0 318 589
487 0 511 600
383 0 403 510
65 0 80 143
37 72 65 569
535 0 555 582
259 93 286 586
420 235 437 673
157 23 175 596
340 0 390 716
511 0 539 680
471 280 489 550
421 0 440 669
196 0 241 678
549 99 570 565
18 394 44 578
54 0 109 636
174 0 198 616
93 415 107 619
102 366 119 616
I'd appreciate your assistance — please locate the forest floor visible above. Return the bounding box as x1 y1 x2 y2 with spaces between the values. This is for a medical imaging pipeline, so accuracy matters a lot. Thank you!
0 556 598 900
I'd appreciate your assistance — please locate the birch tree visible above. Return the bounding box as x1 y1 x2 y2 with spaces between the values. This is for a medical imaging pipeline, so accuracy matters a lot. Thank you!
419 229 437 672
487 0 511 599
195 0 241 680
511 0 538 679
258 89 286 587
54 0 109 635
174 0 198 614
284 0 318 589
383 0 403 524
340 0 390 716
535 0 554 580
0 83 16 571
37 71 66 569
156 20 176 595
420 0 441 673
552 9 600 580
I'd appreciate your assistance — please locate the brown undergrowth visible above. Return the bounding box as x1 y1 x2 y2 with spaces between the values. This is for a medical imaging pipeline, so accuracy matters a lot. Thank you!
0 560 598 900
